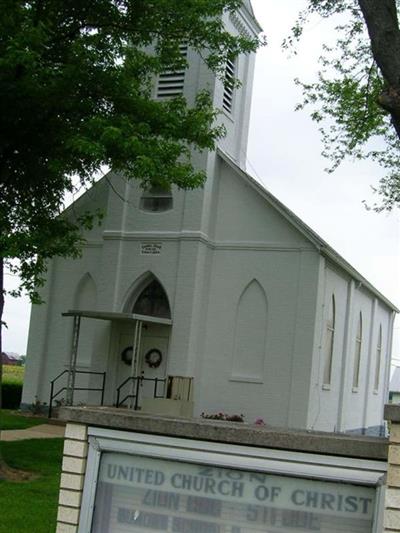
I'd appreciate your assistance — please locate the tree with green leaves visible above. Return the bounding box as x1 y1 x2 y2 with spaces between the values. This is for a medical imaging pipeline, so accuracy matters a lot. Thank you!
285 0 400 210
0 0 261 478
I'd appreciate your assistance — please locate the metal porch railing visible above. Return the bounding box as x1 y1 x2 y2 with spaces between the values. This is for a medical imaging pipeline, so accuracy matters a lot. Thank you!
48 370 106 418
116 376 166 410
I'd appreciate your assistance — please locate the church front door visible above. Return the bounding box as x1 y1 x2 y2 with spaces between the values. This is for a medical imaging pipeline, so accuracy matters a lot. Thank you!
116 321 170 409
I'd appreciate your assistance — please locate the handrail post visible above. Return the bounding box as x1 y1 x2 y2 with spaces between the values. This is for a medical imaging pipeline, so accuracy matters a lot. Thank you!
101 372 106 406
66 315 81 406
134 377 140 411
48 380 54 419
49 369 107 411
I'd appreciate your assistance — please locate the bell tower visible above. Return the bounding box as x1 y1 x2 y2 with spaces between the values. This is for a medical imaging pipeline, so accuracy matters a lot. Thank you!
153 1 262 170
213 1 262 168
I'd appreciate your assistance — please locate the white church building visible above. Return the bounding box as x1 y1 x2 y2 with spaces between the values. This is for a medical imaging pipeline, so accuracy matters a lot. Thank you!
22 1 397 435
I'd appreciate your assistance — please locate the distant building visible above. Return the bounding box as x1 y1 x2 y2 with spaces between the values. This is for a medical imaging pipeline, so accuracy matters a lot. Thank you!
1 352 20 366
390 367 400 403
22 1 397 435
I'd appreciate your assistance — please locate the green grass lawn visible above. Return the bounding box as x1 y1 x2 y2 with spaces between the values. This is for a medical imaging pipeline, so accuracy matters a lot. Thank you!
2 365 24 385
0 438 63 533
0 410 48 430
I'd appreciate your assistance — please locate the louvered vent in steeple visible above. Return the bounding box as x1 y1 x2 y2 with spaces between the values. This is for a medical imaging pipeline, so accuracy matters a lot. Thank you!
223 57 236 113
156 44 188 99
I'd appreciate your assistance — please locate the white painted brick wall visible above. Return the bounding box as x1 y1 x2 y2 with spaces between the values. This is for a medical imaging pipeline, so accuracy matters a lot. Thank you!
59 489 82 508
385 422 400 532
64 423 88 441
60 473 85 491
63 439 88 458
56 423 89 533
57 506 80 525
62 456 86 475
56 522 77 533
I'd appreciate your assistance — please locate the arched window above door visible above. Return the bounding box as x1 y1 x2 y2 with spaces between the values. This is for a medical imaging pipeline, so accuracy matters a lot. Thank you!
133 279 171 319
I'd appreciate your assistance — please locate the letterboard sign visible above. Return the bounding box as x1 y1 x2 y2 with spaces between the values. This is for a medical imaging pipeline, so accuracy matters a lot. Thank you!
91 452 376 532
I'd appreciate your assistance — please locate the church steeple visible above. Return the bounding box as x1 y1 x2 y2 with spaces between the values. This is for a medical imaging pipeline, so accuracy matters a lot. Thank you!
188 1 262 234
154 1 262 169
214 3 262 168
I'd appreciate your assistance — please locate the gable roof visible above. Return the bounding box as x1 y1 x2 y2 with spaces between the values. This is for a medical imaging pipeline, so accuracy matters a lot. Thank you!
242 0 255 18
239 0 263 34
218 148 399 312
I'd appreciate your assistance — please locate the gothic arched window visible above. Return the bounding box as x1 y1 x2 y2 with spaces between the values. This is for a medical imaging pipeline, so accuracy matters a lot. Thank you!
374 325 383 392
352 312 363 390
133 280 171 319
323 294 335 386
231 280 267 381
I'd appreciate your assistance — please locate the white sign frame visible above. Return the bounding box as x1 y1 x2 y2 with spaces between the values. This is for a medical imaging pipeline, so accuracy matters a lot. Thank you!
78 427 386 533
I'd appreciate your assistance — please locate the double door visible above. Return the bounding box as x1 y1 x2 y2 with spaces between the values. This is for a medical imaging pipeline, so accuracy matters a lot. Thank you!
116 322 169 408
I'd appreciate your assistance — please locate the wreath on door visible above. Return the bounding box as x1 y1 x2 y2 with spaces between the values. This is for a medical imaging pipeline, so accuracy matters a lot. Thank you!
144 349 162 369
121 346 133 365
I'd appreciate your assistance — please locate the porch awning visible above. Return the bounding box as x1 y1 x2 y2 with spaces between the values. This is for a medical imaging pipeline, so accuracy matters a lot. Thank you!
62 309 172 326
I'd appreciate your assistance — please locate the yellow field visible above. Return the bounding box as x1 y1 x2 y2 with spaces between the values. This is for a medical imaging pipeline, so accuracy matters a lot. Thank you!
2 364 24 385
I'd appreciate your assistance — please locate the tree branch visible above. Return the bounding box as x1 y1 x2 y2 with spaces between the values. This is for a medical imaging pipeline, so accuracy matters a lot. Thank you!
358 0 400 137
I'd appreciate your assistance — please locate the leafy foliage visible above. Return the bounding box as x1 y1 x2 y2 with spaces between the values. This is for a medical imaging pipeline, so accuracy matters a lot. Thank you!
201 412 245 422
0 0 262 420
0 384 22 409
285 0 400 210
0 0 261 302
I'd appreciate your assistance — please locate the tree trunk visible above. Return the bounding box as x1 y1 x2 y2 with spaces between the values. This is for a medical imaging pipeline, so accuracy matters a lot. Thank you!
358 0 400 138
0 255 3 412
0 255 7 479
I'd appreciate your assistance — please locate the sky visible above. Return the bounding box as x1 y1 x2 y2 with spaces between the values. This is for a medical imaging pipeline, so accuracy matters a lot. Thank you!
3 0 400 365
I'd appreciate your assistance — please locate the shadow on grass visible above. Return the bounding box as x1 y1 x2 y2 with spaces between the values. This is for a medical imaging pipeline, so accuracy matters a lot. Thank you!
0 439 63 533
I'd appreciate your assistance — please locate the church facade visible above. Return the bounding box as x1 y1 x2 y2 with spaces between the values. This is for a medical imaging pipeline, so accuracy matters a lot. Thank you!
22 1 397 434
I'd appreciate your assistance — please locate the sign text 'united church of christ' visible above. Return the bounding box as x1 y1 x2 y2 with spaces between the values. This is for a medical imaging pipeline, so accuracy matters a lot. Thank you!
91 453 376 532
